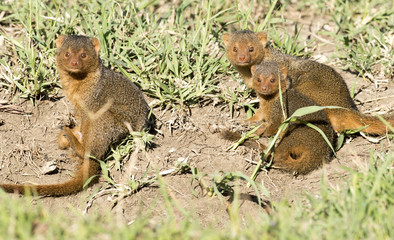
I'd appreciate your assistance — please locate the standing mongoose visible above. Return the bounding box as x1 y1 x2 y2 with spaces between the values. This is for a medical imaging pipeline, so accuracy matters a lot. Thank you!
0 35 153 196
222 30 393 135
224 62 336 174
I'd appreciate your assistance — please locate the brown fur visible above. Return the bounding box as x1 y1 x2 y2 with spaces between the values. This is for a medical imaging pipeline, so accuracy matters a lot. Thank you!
0 35 153 196
223 62 336 174
222 30 267 89
246 62 289 128
222 30 393 135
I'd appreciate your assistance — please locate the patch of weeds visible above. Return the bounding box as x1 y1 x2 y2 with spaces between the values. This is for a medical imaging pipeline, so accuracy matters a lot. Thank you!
0 1 60 101
238 149 393 240
328 0 393 81
189 166 270 206
218 86 257 118
303 150 393 238
268 24 314 58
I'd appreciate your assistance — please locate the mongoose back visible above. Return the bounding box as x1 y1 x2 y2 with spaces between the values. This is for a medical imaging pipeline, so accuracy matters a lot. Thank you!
0 35 153 196
224 62 336 174
222 30 394 135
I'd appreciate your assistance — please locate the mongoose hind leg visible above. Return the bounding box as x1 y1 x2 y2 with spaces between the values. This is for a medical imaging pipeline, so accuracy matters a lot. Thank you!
58 125 81 150
63 126 86 159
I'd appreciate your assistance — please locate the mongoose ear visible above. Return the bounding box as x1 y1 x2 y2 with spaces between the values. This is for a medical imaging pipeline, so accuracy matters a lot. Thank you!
279 65 287 78
250 65 257 75
56 35 66 48
222 33 230 47
256 32 268 47
91 37 101 54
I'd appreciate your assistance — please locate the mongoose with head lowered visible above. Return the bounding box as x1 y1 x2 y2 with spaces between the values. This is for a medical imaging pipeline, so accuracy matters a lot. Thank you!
0 35 153 196
222 30 393 135
224 62 336 174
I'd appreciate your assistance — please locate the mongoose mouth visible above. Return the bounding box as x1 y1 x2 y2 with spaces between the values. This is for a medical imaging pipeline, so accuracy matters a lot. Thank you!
66 66 83 73
256 89 275 95
235 61 251 66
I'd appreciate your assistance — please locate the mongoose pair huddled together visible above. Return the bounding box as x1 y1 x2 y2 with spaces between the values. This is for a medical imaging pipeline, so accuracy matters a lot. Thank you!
222 30 393 175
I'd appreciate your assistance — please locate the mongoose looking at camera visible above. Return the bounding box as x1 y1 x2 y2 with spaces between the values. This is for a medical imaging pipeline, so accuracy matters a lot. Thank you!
0 35 154 196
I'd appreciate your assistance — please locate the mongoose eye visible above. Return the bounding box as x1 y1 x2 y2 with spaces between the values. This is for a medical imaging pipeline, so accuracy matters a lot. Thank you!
257 78 261 83
233 47 237 52
65 52 70 58
81 53 87 58
270 78 276 83
249 47 254 52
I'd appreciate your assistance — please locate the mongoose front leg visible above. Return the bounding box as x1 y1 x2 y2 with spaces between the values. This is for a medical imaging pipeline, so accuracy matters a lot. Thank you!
245 106 265 124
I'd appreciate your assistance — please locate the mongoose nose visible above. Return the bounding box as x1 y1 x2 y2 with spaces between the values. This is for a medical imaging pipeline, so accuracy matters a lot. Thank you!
71 61 78 66
238 56 245 61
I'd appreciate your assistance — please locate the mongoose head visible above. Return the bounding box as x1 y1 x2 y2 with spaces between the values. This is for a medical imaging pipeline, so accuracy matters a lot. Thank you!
56 35 101 75
251 62 288 96
222 30 267 67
